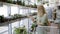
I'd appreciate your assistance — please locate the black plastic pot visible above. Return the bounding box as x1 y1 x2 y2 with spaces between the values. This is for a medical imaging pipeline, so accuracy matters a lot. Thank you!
12 1 17 4
0 16 4 23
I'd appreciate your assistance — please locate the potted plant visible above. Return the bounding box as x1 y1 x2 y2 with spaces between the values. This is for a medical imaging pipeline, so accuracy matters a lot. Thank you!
6 0 12 3
13 14 18 19
17 1 22 5
14 26 27 34
32 12 37 15
31 17 37 32
12 1 17 4
33 4 37 8
25 5 30 7
0 15 6 23
22 1 25 6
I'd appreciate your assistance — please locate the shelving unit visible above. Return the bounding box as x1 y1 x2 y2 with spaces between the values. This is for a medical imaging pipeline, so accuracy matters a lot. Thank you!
0 0 37 34
0 13 37 26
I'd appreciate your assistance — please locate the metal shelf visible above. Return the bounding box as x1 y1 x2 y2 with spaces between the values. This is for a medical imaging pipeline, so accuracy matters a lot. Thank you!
0 12 37 26
0 2 37 9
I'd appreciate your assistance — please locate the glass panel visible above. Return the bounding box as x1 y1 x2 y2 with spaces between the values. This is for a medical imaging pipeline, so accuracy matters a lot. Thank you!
0 5 8 34
0 5 8 17
11 6 18 15
0 26 8 34
12 21 19 34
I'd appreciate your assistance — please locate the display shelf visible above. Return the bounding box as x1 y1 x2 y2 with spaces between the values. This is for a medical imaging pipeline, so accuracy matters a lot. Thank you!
0 18 19 26
0 12 37 26
0 2 37 8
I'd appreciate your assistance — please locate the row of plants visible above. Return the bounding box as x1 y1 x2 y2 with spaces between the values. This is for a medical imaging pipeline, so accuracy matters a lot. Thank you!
10 14 27 20
0 0 37 8
0 14 27 23
25 4 37 8
0 12 37 23
31 12 37 16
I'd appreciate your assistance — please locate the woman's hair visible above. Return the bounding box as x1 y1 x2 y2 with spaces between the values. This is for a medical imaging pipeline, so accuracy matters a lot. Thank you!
37 5 46 16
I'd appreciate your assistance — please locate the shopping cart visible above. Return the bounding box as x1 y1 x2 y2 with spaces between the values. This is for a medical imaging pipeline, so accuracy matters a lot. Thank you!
30 26 59 34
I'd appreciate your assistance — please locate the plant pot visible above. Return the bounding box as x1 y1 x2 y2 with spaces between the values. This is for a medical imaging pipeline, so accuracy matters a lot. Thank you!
22 1 25 6
12 1 17 4
0 15 5 23
17 1 22 5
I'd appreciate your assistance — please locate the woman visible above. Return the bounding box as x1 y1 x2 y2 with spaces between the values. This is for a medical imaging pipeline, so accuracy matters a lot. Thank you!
28 5 50 34
36 5 48 34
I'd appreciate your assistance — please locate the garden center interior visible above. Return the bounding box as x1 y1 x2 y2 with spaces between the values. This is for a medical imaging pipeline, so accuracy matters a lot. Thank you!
0 0 60 34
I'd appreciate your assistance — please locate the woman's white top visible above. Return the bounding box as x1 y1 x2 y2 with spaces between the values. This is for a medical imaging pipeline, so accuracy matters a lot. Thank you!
36 14 48 26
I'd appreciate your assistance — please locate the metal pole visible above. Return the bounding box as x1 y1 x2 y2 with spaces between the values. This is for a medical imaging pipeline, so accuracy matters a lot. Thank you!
28 0 31 34
7 5 12 34
28 0 29 34
18 5 20 27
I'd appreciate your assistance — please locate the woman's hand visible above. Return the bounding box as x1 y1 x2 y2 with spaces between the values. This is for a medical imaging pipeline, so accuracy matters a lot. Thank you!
27 15 35 21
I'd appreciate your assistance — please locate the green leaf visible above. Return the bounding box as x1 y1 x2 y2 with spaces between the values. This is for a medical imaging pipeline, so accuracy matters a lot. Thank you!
37 0 40 2
38 0 40 1
14 27 27 34
37 0 42 2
